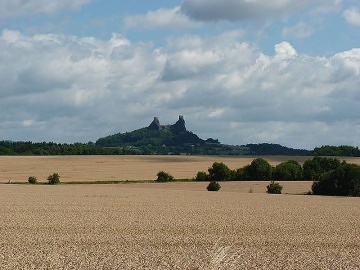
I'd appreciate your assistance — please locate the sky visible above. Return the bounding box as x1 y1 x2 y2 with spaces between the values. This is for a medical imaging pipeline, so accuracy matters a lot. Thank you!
1 0 360 150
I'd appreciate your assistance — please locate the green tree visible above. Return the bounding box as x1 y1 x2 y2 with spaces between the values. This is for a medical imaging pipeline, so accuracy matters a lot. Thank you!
47 173 60 185
303 157 341 181
312 163 360 196
247 158 273 180
208 162 231 181
274 160 303 180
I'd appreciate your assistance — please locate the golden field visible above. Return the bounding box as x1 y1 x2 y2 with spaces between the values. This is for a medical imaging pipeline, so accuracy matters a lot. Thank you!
1 155 360 183
0 183 359 269
0 155 360 269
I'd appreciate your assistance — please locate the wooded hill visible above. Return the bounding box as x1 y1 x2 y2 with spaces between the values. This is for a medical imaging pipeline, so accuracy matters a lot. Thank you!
1 116 359 156
95 116 311 155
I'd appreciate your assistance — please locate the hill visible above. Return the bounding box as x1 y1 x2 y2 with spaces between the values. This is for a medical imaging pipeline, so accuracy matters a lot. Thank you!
95 116 311 155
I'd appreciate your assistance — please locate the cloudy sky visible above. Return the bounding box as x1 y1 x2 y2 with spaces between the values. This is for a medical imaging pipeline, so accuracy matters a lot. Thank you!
1 0 360 149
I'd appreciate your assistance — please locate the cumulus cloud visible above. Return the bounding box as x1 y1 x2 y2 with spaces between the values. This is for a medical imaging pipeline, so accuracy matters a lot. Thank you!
0 0 92 18
1 29 360 148
180 0 339 22
343 7 360 26
124 6 200 29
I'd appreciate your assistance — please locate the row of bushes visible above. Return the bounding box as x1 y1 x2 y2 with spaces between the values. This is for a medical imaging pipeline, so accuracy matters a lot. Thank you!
156 157 360 196
194 157 343 182
28 173 60 185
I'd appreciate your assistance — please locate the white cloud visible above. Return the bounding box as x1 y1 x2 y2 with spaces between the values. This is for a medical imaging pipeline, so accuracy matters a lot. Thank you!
343 7 360 26
1 29 360 148
124 6 200 29
0 0 92 18
180 0 340 22
282 22 315 39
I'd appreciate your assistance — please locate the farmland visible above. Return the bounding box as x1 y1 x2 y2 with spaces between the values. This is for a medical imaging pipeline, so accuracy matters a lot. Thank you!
0 183 359 269
2 155 360 183
0 156 359 269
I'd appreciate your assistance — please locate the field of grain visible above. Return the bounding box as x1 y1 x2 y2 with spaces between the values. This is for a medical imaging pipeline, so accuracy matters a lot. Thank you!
2 155 360 183
0 183 359 269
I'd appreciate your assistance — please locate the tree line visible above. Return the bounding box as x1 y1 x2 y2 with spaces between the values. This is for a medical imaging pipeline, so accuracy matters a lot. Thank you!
193 157 360 196
0 141 139 155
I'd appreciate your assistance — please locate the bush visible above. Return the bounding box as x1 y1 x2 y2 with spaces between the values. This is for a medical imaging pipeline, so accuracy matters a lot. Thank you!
266 181 283 194
28 176 37 184
208 162 232 181
312 163 360 196
194 171 209 181
207 181 221 191
156 171 175 182
47 173 60 185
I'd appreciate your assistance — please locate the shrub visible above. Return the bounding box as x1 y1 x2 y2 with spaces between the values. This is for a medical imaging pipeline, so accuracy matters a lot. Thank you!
266 181 283 194
47 173 60 185
194 171 209 181
28 176 37 184
208 162 232 181
207 181 221 191
156 171 175 182
312 163 360 196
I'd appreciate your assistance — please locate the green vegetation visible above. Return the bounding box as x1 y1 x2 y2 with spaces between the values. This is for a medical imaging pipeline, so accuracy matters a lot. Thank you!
266 181 283 194
312 163 360 196
0 141 136 155
247 158 273 180
47 173 60 185
313 145 360 157
194 171 209 182
155 171 175 182
208 162 232 181
303 157 341 181
274 160 303 180
206 181 221 191
28 176 37 184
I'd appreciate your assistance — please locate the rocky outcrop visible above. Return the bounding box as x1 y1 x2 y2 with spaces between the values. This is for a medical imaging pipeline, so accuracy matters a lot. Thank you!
148 117 161 130
171 115 186 133
148 115 186 133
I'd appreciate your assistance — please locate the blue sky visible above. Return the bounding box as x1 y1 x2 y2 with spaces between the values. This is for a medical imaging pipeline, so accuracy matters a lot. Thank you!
1 0 360 149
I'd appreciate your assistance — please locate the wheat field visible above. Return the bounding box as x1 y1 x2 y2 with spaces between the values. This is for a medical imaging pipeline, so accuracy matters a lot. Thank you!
0 183 359 269
0 156 359 269
2 155 360 183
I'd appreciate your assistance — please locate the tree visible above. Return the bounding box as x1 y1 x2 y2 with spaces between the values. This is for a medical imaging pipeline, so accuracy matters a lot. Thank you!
274 160 303 180
266 181 283 194
303 157 341 181
312 163 360 196
156 171 175 182
47 173 60 185
208 162 232 181
207 181 221 191
247 158 273 180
